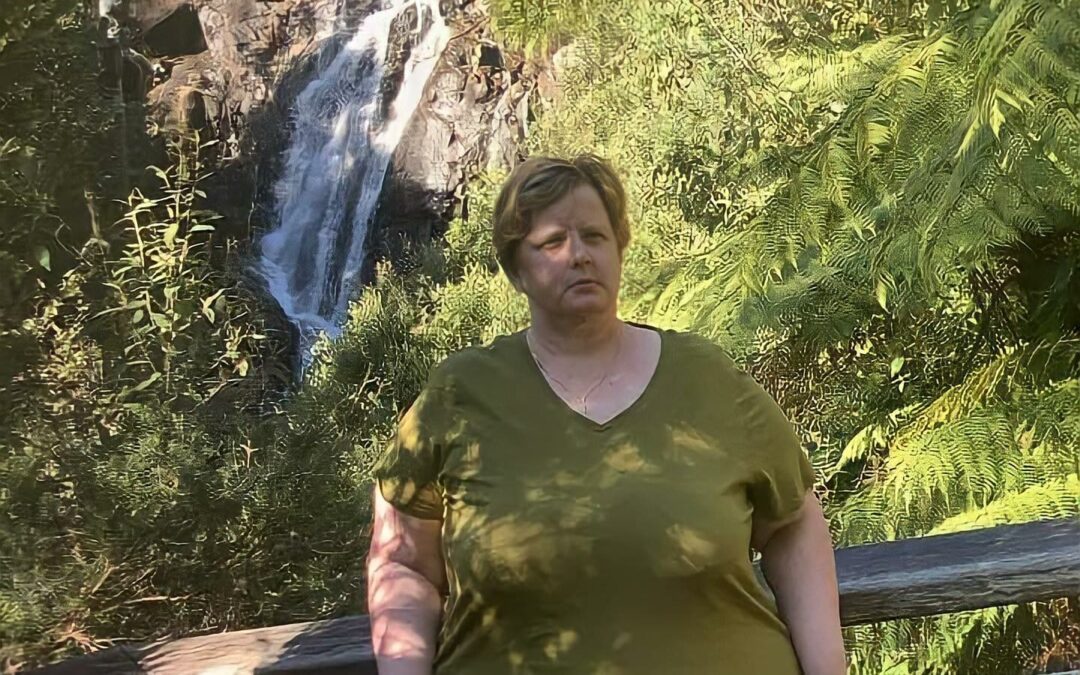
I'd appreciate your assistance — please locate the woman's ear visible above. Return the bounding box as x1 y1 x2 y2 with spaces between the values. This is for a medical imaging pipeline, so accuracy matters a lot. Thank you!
508 271 525 294
503 255 526 293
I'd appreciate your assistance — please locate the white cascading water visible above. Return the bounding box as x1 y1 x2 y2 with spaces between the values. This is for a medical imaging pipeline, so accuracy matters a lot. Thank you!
257 0 448 354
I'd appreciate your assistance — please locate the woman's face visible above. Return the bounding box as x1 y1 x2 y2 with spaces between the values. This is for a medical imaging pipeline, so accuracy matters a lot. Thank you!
511 183 622 321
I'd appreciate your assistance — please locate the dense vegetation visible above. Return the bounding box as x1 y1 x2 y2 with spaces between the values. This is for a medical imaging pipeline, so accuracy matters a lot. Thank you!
1 2 367 665
501 0 1080 671
1 0 1077 671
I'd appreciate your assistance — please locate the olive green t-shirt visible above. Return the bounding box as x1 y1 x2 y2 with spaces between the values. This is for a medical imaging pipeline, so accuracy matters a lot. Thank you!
374 325 816 674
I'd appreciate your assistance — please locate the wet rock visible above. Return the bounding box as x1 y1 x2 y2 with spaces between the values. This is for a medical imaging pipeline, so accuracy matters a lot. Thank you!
368 8 530 273
143 3 207 55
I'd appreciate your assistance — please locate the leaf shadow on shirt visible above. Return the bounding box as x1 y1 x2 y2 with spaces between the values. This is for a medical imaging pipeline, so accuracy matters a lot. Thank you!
407 416 778 675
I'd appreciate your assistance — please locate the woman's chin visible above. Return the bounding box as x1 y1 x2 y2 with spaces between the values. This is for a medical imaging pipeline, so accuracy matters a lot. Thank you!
560 298 614 316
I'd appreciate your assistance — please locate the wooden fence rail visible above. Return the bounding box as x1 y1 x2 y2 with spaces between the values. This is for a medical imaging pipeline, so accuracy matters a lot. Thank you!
37 518 1080 674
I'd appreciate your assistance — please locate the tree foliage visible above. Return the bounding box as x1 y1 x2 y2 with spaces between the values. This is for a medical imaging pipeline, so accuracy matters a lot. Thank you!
0 136 372 666
487 0 1080 671
0 0 109 329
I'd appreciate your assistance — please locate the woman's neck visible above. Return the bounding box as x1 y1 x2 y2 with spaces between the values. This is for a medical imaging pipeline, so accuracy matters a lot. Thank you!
527 313 625 358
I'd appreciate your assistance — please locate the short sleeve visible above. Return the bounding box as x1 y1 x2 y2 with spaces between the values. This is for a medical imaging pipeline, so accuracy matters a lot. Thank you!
373 376 453 520
736 372 816 525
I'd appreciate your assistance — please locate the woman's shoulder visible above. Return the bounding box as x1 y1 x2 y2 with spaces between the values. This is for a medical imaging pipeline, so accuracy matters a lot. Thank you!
660 329 798 452
658 328 774 404
660 327 740 374
429 331 526 388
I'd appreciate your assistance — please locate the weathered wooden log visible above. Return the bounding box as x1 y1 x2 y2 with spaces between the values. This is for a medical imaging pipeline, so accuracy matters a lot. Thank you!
136 616 377 675
32 644 144 674
35 617 377 675
836 518 1080 625
34 518 1080 674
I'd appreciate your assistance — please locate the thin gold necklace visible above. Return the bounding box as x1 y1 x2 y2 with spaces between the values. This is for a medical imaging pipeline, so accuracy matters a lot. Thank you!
526 324 626 415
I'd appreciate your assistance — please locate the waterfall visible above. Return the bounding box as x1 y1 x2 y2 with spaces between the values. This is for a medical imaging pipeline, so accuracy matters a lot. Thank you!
257 0 449 354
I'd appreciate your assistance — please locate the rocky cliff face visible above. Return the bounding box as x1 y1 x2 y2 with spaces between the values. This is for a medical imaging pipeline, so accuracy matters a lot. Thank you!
107 0 540 287
368 1 534 270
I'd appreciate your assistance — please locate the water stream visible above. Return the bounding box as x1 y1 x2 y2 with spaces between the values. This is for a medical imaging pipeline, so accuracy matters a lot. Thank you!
257 0 448 359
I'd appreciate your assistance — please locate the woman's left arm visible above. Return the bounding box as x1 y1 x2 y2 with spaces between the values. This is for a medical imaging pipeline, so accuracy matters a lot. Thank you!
752 491 847 675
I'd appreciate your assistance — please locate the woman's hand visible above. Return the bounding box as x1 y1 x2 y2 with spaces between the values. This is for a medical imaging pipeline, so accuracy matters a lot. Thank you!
367 486 446 675
753 492 847 675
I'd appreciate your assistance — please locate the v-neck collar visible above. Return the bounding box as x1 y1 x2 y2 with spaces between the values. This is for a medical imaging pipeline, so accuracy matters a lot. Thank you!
515 322 669 431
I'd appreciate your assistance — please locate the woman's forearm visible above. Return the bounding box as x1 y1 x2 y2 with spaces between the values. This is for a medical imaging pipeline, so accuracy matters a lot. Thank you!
368 559 442 674
760 499 847 675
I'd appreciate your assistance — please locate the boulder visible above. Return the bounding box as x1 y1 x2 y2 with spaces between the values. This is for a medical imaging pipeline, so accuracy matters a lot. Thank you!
143 3 207 55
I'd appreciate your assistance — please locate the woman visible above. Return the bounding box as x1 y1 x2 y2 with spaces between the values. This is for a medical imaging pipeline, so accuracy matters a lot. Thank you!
366 155 846 674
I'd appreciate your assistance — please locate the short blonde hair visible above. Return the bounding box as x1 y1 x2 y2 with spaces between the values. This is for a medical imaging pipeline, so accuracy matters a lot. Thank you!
492 154 630 280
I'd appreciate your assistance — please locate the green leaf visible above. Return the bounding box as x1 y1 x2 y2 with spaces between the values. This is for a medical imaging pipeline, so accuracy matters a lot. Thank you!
175 299 194 319
989 101 1005 139
876 280 889 311
890 356 906 377
164 221 180 248
90 301 142 320
202 289 226 323
121 371 161 398
32 245 50 271
926 0 943 24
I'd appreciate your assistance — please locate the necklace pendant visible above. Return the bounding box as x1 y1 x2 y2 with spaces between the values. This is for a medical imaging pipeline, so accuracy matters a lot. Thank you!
526 325 626 418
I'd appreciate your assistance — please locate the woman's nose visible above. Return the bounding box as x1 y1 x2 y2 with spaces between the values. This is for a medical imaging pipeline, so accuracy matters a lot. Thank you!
568 231 592 266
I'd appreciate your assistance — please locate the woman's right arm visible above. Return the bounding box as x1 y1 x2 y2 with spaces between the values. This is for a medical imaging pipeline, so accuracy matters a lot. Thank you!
367 486 447 675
